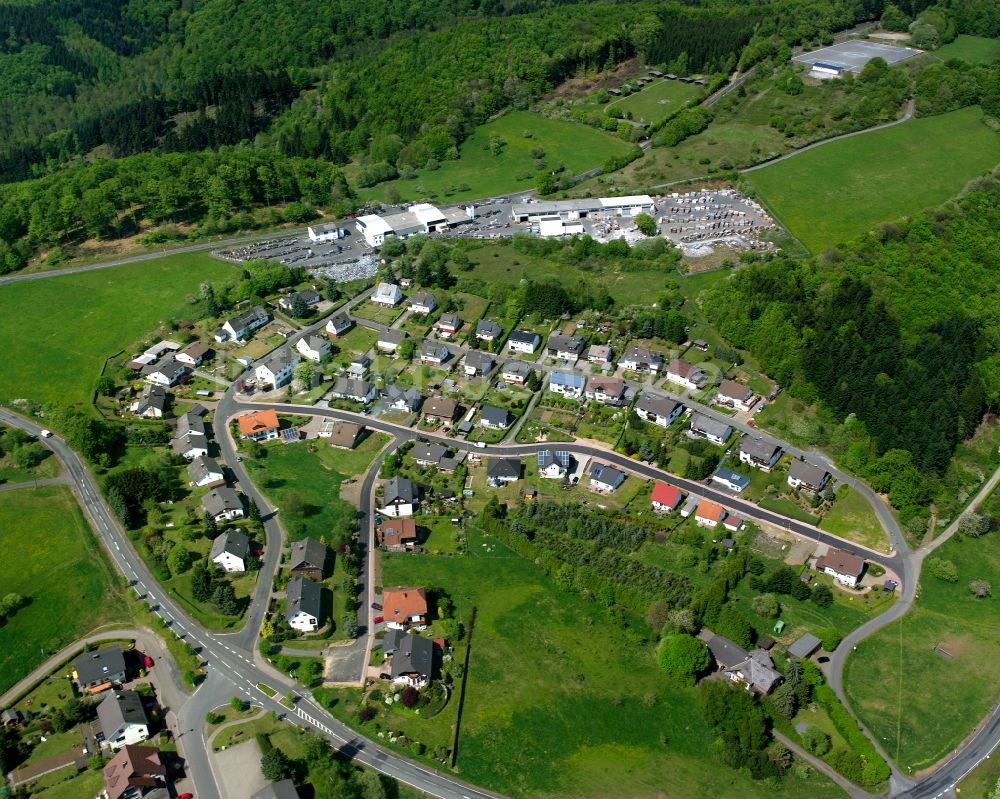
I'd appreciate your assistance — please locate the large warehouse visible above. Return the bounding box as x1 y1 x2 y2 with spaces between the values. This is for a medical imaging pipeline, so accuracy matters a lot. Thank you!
356 203 474 247
510 195 655 223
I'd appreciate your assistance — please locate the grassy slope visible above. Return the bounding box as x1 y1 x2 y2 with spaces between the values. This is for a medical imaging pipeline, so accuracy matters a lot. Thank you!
747 106 1000 252
819 484 888 551
357 111 632 205
0 486 129 693
0 251 240 410
843 520 1000 769
379 528 846 799
605 80 703 125
932 35 1000 64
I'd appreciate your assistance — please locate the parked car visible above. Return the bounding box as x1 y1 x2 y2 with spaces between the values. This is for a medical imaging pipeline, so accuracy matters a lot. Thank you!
373 616 384 624
39 429 52 438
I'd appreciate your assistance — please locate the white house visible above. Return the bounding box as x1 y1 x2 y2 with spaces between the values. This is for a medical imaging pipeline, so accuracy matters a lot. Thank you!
537 450 570 479
356 214 394 247
666 358 708 391
144 357 189 388
618 346 664 373
331 377 376 404
307 222 345 242
463 351 494 377
420 340 449 365
695 498 726 528
187 455 224 489
286 576 324 632
171 412 208 460
815 547 865 587
634 392 683 428
296 334 331 362
589 462 626 493
371 281 403 307
176 342 211 367
380 476 418 518
97 690 149 751
222 305 271 342
507 330 541 354
202 487 244 523
717 379 756 412
738 436 782 471
408 291 437 315
548 370 586 400
651 481 683 513
689 413 733 446
377 329 406 354
475 320 503 343
325 313 353 338
435 313 461 338
479 406 511 430
130 385 168 418
546 334 586 362
209 529 250 573
255 350 300 389
585 375 626 405
501 361 532 385
788 460 831 492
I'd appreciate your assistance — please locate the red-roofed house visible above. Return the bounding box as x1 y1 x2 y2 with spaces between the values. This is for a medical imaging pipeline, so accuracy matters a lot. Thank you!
238 409 280 441
651 481 683 513
695 499 726 528
382 586 428 630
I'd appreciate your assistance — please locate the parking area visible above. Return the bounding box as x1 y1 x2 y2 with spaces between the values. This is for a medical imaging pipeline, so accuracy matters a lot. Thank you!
792 39 922 72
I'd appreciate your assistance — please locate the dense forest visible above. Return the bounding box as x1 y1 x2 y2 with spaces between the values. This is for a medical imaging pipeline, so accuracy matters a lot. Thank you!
709 175 1000 520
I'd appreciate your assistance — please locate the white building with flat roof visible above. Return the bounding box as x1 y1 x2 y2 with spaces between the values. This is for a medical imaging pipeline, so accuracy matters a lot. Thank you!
356 214 394 247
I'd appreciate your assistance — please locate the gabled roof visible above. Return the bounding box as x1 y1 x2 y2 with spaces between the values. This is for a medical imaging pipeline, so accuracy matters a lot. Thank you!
508 330 540 345
740 435 781 461
788 633 822 659
412 442 447 464
480 406 511 426
144 356 187 380
410 291 436 307
550 371 586 389
713 466 750 491
325 420 362 448
636 392 680 418
437 312 461 328
97 689 147 734
299 334 328 352
546 333 585 354
286 576 323 621
327 313 352 331
421 339 448 358
501 360 532 378
289 538 328 572
696 498 724 522
383 586 428 621
816 547 865 577
332 376 373 399
587 374 624 394
391 634 435 680
621 346 663 366
226 304 270 331
465 351 494 372
651 481 682 508
378 328 407 346
487 458 521 480
718 379 753 402
690 412 732 440
423 396 457 418
238 409 279 436
210 529 249 561
476 319 503 338
384 476 417 505
373 282 402 302
668 358 699 378
384 384 422 409
103 745 165 799
382 518 417 547
181 341 210 359
202 486 242 517
187 455 223 484
538 450 570 469
590 462 625 489
733 649 782 693
74 646 126 685
789 459 830 486
706 633 748 669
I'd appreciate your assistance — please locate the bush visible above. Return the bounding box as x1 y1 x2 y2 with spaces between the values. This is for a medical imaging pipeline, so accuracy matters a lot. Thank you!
811 584 833 608
802 726 831 756
818 627 842 651
926 557 959 582
656 633 711 685
358 706 376 722
751 593 780 618
400 686 419 708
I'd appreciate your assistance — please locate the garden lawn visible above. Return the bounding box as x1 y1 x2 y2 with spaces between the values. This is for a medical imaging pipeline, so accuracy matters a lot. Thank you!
28 768 104 799
843 528 1000 770
746 106 1000 252
0 486 130 693
605 79 704 125
819 484 888 551
0 251 239 410
351 301 405 326
932 35 1000 64
358 111 633 204
369 527 847 799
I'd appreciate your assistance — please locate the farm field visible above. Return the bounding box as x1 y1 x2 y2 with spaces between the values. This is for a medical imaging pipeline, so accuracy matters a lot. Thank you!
0 486 130 693
746 106 1000 252
0 251 239 411
605 79 704 124
355 527 847 799
843 523 1000 770
356 111 633 205
932 35 1000 64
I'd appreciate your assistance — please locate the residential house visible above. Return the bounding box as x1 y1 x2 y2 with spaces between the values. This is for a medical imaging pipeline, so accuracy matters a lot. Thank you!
97 690 149 750
278 288 321 312
546 333 586 362
296 334 331 362
288 538 329 581
210 529 250 573
706 634 782 694
487 458 521 485
382 586 428 630
408 291 437 315
321 420 363 449
420 339 449 365
384 384 422 413
585 375 625 405
380 518 417 551
171 412 208 459
548 370 586 400
143 357 189 388
651 481 683 513
391 633 435 688
251 781 300 799
286 576 324 632
187 455 224 489
479 406 512 430
371 282 403 307
422 397 458 426
412 442 447 468
590 462 626 493
130 385 168 419
635 392 683 428
222 305 271 342
717 379 756 411
689 413 733 446
255 349 300 389
787 460 831 492
738 436 782 471
501 360 532 386
666 358 708 391
695 499 725 528
435 313 461 338
815 547 865 587
102 745 166 799
347 354 371 378
618 346 664 373
712 467 750 493
475 320 503 343
331 377 376 404
202 486 244 523
507 330 540 354
238 409 280 441
325 314 353 338
74 647 127 694
585 344 613 366
381 476 419 517
176 341 211 367
537 450 570 479
464 351 494 376
377 329 407 354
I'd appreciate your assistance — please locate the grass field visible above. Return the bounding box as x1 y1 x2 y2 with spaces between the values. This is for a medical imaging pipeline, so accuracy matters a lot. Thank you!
0 251 239 410
747 106 1000 252
843 525 1000 770
819 484 888 551
366 527 847 799
357 111 633 205
0 486 129 693
605 80 703 125
28 768 104 799
933 35 1000 64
